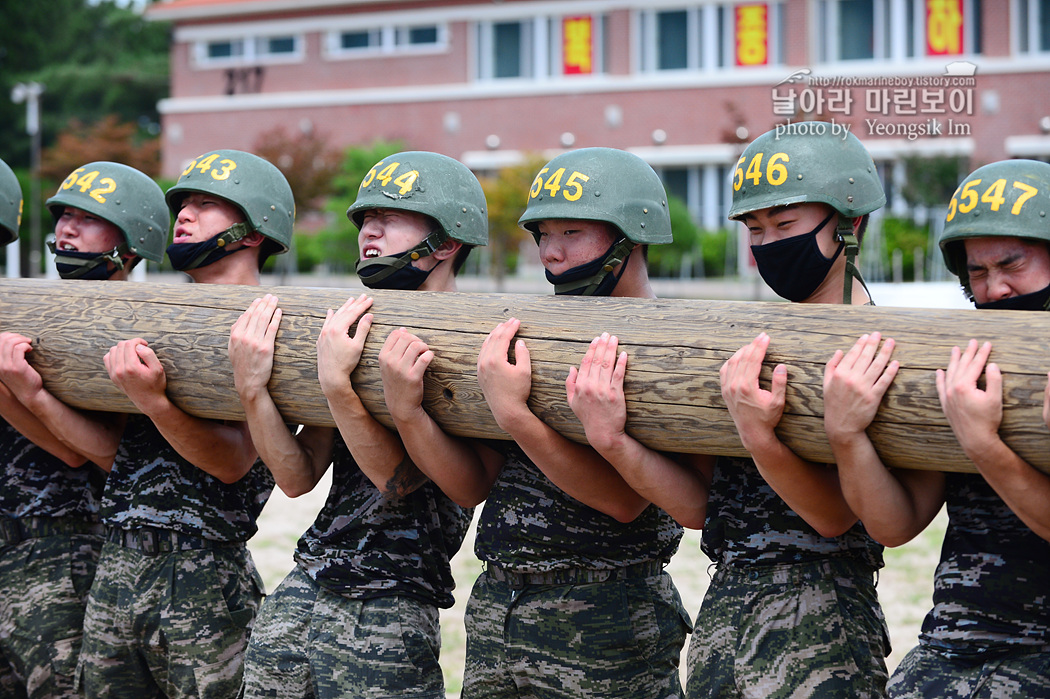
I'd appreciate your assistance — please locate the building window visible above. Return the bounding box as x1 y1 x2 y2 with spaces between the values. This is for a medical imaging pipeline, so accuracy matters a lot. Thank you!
327 23 446 58
475 15 606 81
818 0 981 62
196 35 301 66
1017 0 1050 53
638 3 783 72
257 35 297 57
493 21 532 78
206 40 243 60
400 25 440 47
340 29 381 51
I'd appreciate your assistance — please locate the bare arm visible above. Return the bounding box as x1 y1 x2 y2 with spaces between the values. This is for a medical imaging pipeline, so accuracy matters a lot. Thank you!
381 327 504 507
105 338 257 483
229 295 334 497
477 319 650 523
941 340 1050 542
566 333 713 529
721 333 858 538
0 380 86 467
824 333 946 545
317 294 421 498
0 332 123 469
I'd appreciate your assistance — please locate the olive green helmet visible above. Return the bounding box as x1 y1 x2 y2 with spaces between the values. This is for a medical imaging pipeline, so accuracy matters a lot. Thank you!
347 151 488 246
728 122 885 221
0 158 22 246
45 161 168 262
519 147 672 245
166 149 294 258
939 159 1050 291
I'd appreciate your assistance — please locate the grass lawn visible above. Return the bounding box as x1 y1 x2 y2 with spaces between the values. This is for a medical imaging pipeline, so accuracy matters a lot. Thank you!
249 471 948 697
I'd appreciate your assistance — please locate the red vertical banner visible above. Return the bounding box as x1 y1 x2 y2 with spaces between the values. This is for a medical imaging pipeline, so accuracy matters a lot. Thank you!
927 0 964 55
563 16 593 75
735 4 769 67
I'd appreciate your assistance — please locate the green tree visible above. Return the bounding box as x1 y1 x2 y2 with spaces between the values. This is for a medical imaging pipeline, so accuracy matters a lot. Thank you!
0 0 169 168
297 141 405 274
479 156 546 289
649 195 703 277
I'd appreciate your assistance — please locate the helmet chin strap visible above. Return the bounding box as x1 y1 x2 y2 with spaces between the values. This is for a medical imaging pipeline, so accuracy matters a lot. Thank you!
46 238 129 279
355 229 448 285
836 217 870 305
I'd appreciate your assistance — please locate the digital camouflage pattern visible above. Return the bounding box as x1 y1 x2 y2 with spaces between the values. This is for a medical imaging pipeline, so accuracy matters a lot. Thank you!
886 472 1050 697
102 415 273 542
463 567 690 699
702 456 884 568
0 419 105 520
77 542 263 698
242 566 444 699
686 558 889 698
0 533 100 699
465 443 688 698
473 442 682 572
888 644 1050 698
916 473 1050 652
0 418 105 699
294 435 472 608
691 455 888 697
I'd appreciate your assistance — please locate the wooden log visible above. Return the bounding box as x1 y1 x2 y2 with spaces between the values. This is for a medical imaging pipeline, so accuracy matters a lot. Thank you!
1 277 1049 475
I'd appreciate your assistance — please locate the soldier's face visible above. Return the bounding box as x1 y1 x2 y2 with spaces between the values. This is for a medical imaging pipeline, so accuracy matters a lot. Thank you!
358 208 438 270
964 237 1050 304
536 219 617 276
743 202 840 259
53 206 124 253
172 193 245 244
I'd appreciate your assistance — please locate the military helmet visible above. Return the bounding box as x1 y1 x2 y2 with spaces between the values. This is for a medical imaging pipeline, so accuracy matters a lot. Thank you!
939 159 1050 287
728 121 885 221
166 149 294 254
46 161 168 262
0 158 22 246
519 147 672 245
347 151 488 246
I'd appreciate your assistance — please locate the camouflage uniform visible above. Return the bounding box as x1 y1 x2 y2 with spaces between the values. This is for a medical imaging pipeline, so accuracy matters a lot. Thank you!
0 418 105 699
887 472 1050 698
463 443 690 699
241 434 471 698
687 455 889 698
77 414 272 698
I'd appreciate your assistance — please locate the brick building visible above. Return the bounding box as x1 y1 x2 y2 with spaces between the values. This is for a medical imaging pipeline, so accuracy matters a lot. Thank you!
148 0 1050 241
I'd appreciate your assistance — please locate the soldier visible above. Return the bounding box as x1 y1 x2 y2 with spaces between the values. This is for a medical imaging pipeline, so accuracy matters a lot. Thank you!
693 124 891 697
0 161 167 699
468 148 693 699
826 159 1050 697
228 151 501 698
3 150 293 697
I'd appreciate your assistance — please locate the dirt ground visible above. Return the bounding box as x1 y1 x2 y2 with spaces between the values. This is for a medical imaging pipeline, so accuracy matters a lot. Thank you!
247 470 946 697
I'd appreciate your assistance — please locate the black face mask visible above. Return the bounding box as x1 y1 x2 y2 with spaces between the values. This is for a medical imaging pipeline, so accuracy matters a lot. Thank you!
975 283 1050 311
53 249 122 280
357 251 433 291
166 232 245 272
750 212 841 302
47 237 125 280
545 239 634 297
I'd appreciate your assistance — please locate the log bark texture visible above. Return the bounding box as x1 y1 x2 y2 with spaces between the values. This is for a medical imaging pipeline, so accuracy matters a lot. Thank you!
1 278 1048 475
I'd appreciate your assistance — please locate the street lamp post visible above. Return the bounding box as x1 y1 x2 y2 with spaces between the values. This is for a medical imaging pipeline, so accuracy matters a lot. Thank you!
11 81 45 278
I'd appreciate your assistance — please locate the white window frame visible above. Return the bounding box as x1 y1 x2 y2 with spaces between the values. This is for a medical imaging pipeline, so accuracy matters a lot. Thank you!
636 3 783 74
1015 0 1050 55
818 0 981 64
475 13 607 82
325 22 448 60
194 33 303 68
